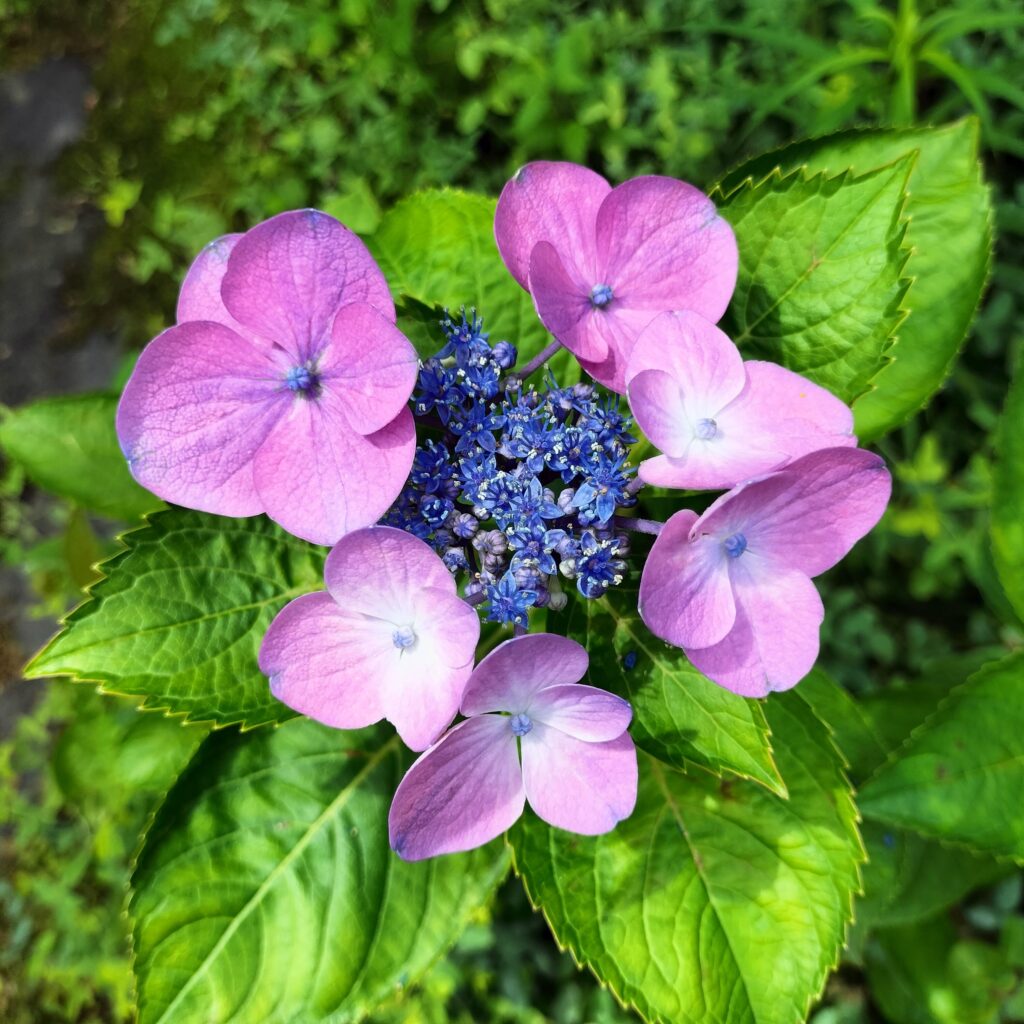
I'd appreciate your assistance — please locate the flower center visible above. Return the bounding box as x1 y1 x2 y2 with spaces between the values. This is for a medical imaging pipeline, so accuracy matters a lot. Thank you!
589 283 614 308
724 533 747 558
285 363 321 397
695 417 718 440
392 624 417 650
509 712 533 737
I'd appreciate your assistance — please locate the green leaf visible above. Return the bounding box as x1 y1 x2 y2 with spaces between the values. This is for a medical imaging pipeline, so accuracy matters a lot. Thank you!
24 509 325 728
131 720 509 1024
859 653 1024 862
865 915 1017 1024
857 821 1009 932
564 585 785 795
511 692 862 1024
717 120 992 440
799 670 1008 934
716 156 912 406
0 393 159 519
993 354 1024 621
366 188 577 380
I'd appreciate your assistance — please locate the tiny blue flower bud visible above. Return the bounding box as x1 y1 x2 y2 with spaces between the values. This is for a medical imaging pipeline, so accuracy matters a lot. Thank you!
492 340 518 369
589 283 614 308
453 513 479 540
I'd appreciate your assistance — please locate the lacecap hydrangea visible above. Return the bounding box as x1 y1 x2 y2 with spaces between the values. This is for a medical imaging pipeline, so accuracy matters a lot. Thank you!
115 160 892 861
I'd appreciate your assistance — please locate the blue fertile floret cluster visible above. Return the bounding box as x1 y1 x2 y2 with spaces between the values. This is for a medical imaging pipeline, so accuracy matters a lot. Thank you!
383 308 641 626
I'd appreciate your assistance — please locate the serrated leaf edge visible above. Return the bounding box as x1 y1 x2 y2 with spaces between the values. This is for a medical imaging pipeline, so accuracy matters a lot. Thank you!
23 507 322 732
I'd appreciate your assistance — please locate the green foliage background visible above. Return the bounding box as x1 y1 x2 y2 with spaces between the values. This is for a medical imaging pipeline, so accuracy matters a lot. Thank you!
1 0 1023 1022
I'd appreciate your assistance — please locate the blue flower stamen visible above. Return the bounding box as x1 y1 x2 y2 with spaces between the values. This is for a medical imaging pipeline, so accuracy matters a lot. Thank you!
510 713 533 737
392 625 417 650
724 533 747 558
285 364 320 397
695 417 718 440
590 283 614 308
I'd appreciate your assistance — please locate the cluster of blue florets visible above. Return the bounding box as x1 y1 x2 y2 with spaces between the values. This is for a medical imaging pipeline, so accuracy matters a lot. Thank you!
383 308 641 626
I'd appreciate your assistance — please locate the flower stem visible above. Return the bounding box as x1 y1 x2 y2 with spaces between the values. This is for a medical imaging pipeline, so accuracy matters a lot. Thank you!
510 339 563 383
613 515 664 536
463 591 486 607
513 623 528 637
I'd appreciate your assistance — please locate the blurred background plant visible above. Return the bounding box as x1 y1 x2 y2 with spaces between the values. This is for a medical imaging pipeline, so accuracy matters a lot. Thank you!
1 0 1022 1021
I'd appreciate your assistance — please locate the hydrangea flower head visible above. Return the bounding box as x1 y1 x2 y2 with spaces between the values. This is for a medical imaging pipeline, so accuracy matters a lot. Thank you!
388 634 637 860
639 447 892 697
259 526 480 750
117 210 418 545
627 311 856 489
494 162 738 392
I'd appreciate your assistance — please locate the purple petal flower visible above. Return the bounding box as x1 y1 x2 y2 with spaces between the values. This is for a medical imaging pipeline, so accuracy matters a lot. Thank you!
117 210 419 545
638 447 892 697
388 634 637 860
259 526 480 751
495 162 738 393
626 311 855 490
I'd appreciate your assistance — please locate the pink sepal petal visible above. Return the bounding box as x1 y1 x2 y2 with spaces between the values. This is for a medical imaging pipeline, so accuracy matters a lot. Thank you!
380 603 475 751
528 683 632 742
625 310 746 413
529 242 605 361
324 526 454 619
627 370 689 457
176 233 250 335
411 586 481 670
686 564 824 697
495 161 609 290
389 715 526 861
258 592 387 729
221 209 394 363
576 306 663 394
721 360 856 463
460 634 589 717
596 176 738 323
521 726 637 835
116 321 285 517
253 402 415 546
322 303 419 436
696 447 893 578
638 509 736 650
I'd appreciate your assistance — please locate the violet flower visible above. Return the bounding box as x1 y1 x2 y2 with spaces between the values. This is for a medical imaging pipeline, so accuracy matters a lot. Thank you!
494 161 737 393
117 210 418 546
259 526 480 751
388 634 637 860
639 447 892 697
626 310 856 489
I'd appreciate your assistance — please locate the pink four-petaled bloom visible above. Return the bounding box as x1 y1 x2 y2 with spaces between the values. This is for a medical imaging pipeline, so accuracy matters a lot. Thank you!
117 210 418 546
388 634 637 860
627 311 856 490
639 447 892 698
259 527 480 751
494 161 738 393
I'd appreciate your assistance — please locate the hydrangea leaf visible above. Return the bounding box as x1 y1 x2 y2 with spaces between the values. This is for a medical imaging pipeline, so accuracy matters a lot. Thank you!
564 585 785 796
993 356 1024 622
715 155 913 406
856 821 1009 933
0 393 159 519
130 719 510 1024
859 653 1024 863
511 692 862 1024
24 509 325 727
800 673 1008 932
717 119 993 441
366 188 579 381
